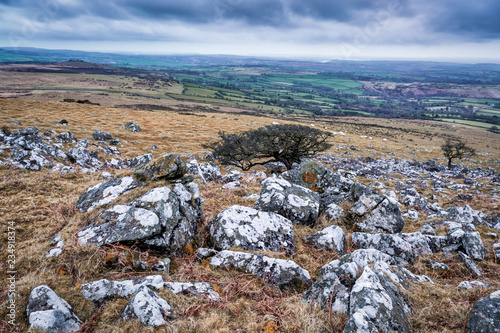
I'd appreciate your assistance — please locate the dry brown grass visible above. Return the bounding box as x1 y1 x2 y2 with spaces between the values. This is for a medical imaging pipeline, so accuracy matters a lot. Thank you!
0 98 499 332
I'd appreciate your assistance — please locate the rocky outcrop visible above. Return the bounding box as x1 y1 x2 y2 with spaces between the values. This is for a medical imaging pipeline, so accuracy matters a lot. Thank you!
459 251 483 277
466 290 500 333
208 205 295 256
210 250 311 290
302 273 350 314
121 286 171 326
352 232 415 264
125 122 141 132
27 285 81 333
305 225 346 254
134 153 187 181
75 176 140 213
186 159 222 183
254 177 320 225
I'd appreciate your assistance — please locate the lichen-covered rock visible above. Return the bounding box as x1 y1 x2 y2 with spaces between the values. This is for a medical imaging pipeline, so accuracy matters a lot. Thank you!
462 232 488 260
128 153 153 168
466 290 500 333
445 205 489 226
459 251 483 277
305 225 346 254
67 147 102 169
80 275 165 301
349 183 404 234
210 250 311 290
75 176 140 213
254 177 320 225
208 205 295 256
325 202 344 220
186 159 222 182
55 131 77 143
27 285 81 333
302 273 350 314
344 266 412 333
163 282 221 301
426 260 449 272
92 129 113 141
352 232 415 264
319 249 394 289
122 286 171 326
134 153 187 181
77 205 161 246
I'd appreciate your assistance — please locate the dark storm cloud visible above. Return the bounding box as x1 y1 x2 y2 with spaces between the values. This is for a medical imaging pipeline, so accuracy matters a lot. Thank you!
0 0 499 45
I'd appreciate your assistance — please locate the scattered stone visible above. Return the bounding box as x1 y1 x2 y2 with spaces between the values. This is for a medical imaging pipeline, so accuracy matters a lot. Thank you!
125 122 141 132
101 171 113 179
60 166 76 175
459 251 483 277
208 205 295 256
67 147 102 169
420 224 436 236
109 138 122 146
254 177 320 225
27 285 81 333
81 275 165 301
305 225 346 254
445 205 489 226
210 250 311 290
220 170 242 183
75 176 140 213
92 129 112 141
163 282 221 301
466 290 500 333
134 153 187 181
196 248 219 260
121 286 171 326
243 193 259 200
458 281 492 289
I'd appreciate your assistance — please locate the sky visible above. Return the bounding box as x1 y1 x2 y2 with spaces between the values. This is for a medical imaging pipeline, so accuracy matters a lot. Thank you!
1 0 500 62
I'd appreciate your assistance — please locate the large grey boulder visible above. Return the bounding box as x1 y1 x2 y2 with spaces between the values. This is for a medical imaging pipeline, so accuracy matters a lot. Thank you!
78 205 161 246
462 232 488 260
305 225 346 254
121 286 171 326
281 159 354 207
210 250 311 290
302 273 350 314
75 176 140 213
134 153 187 181
344 265 411 333
208 205 295 256
349 183 404 234
319 249 394 289
92 129 113 141
27 285 81 333
254 177 320 225
466 290 500 333
325 202 344 220
352 232 415 265
134 184 203 254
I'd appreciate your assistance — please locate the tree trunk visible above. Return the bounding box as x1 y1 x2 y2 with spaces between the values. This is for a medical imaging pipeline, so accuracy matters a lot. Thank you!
447 158 452 169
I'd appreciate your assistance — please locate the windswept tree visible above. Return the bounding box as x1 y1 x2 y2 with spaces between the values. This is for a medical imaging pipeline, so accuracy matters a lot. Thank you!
203 124 332 171
441 138 476 169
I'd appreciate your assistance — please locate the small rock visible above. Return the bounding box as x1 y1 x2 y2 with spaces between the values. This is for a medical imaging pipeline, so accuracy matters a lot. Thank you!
325 202 344 220
306 225 346 254
462 232 487 260
302 272 350 314
426 260 449 272
122 286 171 326
458 281 492 289
27 285 81 333
92 129 112 141
134 153 187 181
125 122 141 132
222 181 241 189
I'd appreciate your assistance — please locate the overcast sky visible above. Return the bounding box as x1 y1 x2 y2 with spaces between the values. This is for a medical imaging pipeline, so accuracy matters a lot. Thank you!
1 0 499 62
